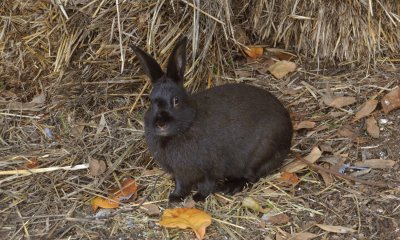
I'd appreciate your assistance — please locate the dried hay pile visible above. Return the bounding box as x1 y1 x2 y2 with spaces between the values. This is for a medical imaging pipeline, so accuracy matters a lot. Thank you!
1 0 399 239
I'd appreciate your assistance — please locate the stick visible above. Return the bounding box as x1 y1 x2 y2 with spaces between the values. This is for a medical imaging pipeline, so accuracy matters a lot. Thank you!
0 164 89 176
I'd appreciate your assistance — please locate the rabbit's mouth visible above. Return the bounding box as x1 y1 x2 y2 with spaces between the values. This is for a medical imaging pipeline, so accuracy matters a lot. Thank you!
155 122 170 136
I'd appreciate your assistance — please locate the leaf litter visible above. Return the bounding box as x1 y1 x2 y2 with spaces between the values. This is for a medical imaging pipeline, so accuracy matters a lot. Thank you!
1 2 400 239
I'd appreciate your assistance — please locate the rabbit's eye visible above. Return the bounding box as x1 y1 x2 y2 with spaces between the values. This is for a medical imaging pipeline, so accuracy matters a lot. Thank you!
173 96 180 107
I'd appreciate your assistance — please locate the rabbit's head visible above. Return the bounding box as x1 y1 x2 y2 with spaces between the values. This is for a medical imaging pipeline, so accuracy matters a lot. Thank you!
131 37 195 137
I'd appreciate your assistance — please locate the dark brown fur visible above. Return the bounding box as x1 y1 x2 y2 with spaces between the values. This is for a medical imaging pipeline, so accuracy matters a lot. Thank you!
131 37 292 201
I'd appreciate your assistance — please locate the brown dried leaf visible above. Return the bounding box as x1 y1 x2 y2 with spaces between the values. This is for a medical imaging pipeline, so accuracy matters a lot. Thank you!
316 224 356 233
6 93 46 111
319 170 333 186
283 147 322 173
353 99 378 122
71 125 85 137
89 159 106 176
325 96 356 108
381 86 400 114
291 232 318 240
267 60 296 79
337 126 356 138
293 121 316 130
354 159 396 169
365 116 379 138
266 213 290 225
142 203 160 216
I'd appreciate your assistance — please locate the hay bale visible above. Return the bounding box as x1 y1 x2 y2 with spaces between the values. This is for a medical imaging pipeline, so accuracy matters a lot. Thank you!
244 0 400 62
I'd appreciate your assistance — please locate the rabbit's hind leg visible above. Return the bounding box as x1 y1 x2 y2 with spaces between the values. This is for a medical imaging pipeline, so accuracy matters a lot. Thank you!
218 178 251 195
193 177 217 202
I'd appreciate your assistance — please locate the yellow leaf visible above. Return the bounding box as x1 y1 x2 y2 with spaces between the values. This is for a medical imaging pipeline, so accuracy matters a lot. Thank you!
159 208 212 240
243 46 264 59
242 197 269 213
91 196 119 212
282 147 322 173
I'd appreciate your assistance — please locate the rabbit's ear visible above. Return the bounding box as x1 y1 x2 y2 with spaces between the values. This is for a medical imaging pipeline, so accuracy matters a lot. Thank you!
166 37 187 84
131 44 164 84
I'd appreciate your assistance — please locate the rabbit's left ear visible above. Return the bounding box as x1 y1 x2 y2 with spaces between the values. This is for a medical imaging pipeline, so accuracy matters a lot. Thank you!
166 37 188 84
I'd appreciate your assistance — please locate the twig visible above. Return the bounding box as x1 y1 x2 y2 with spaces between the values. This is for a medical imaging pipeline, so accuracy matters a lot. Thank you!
294 153 388 188
0 164 89 176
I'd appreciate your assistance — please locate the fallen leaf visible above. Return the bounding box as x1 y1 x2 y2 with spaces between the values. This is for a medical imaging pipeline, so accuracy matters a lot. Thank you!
142 203 160 216
381 86 400 114
316 224 356 233
279 172 300 185
354 159 396 169
243 46 264 59
91 196 119 212
6 93 46 111
325 96 356 108
350 168 371 177
319 169 333 186
159 208 212 240
264 213 291 225
291 232 318 240
337 125 357 138
91 177 138 212
267 60 297 79
293 121 316 130
24 157 39 169
183 198 197 208
114 178 137 201
365 116 379 138
242 197 269 213
89 159 106 176
71 125 85 137
283 147 322 173
353 99 378 122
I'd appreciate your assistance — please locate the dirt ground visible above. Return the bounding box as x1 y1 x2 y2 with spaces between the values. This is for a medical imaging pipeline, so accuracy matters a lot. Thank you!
1 53 400 240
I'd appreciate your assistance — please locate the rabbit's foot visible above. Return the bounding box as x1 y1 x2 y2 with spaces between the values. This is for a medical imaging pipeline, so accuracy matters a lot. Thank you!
168 192 187 202
219 178 251 195
192 192 207 202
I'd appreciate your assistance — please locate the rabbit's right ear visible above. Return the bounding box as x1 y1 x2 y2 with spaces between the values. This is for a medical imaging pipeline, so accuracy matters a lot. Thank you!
130 44 164 84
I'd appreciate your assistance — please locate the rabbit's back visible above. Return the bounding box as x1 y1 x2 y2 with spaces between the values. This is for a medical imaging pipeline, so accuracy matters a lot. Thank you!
156 84 292 180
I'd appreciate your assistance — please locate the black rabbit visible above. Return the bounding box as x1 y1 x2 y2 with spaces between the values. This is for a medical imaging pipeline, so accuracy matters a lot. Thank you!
131 37 292 202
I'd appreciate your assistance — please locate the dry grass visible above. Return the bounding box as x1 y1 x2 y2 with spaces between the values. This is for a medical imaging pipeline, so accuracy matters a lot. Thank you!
1 0 400 239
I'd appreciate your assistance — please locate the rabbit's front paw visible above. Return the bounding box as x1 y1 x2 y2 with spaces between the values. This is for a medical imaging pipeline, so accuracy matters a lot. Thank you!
168 192 187 202
192 192 207 202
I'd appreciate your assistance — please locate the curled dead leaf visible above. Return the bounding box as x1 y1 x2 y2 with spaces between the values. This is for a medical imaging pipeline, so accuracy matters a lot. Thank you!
159 208 212 240
381 86 400 114
353 99 378 122
267 60 297 79
243 46 263 59
283 147 322 173
365 116 379 138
